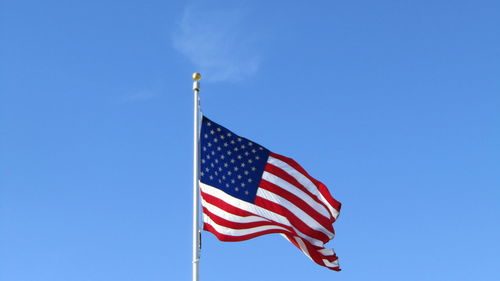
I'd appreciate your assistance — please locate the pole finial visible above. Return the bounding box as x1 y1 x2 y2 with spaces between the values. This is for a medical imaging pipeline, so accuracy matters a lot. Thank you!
192 72 202 81
192 73 201 92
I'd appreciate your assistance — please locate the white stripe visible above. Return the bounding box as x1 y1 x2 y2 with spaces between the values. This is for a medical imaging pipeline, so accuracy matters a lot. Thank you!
200 182 324 247
262 171 331 219
281 233 291 242
322 258 339 268
268 156 340 219
294 236 313 262
318 248 335 256
202 199 269 223
203 215 288 237
257 188 335 239
201 182 287 225
284 235 338 269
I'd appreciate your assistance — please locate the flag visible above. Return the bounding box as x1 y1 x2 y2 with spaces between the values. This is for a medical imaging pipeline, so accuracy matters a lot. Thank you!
199 116 342 270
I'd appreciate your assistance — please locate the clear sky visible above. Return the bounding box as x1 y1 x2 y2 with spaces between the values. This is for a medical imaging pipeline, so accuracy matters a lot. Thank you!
1 0 499 280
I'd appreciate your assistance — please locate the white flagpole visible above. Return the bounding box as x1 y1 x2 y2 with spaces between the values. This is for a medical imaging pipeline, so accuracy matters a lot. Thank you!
192 72 202 281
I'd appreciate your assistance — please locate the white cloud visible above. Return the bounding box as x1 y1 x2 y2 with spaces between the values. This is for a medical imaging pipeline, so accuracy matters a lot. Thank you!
172 4 260 82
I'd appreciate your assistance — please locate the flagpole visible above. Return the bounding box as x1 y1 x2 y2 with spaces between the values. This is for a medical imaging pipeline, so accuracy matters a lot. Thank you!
192 72 202 281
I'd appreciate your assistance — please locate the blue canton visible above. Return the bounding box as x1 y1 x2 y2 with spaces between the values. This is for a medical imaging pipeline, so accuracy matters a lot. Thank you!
200 117 270 203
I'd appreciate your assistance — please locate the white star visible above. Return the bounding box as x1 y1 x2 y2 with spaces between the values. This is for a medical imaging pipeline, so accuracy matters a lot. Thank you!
237 175 242 179
220 135 225 139
210 163 214 168
248 159 253 163
206 155 210 159
230 140 235 144
217 147 221 151
241 163 246 167
214 159 218 163
205 167 209 172
227 151 232 155
227 132 232 137
224 142 228 147
204 134 208 138
207 122 212 126
248 142 253 146
210 130 215 134
245 190 249 195
234 167 238 171
211 151 215 155
237 155 242 159
237 137 242 142
233 147 238 151
220 155 225 159
251 167 256 171
218 179 222 183
200 172 204 177
202 159 205 163
224 163 228 167
217 127 221 132
207 142 212 147
209 175 213 180
244 170 249 175
230 159 235 163
231 179 235 183
255 156 260 160
218 167 222 171
244 152 249 156
222 175 226 180
241 145 246 149
251 149 256 153
225 183 229 188
248 178 252 183
241 182 245 187
203 146 207 151
235 187 239 191
214 171 218 175
259 147 264 150
213 138 218 143
228 171 232 175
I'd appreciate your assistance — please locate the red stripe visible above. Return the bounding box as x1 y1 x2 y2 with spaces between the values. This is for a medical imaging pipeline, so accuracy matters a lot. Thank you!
254 196 330 243
265 163 334 222
201 190 258 218
259 179 335 235
304 239 340 271
284 234 341 271
203 222 287 242
269 152 341 213
201 190 297 234
203 207 280 230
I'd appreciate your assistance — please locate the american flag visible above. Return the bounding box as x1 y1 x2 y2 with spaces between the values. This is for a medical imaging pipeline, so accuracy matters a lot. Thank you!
199 116 341 271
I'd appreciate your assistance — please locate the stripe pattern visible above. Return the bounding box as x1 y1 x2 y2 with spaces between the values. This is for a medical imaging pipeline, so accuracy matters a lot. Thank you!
200 117 341 271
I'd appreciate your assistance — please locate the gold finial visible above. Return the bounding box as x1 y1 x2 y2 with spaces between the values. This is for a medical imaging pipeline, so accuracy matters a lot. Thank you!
192 72 202 81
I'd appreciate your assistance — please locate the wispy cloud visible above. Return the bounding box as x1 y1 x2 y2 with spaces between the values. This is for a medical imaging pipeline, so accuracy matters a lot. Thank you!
172 3 260 82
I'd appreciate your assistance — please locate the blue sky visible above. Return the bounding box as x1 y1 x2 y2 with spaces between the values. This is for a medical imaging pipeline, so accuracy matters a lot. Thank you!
1 0 499 280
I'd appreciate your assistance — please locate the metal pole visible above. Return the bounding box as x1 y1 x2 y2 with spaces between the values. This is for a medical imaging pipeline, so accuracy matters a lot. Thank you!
192 72 202 281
